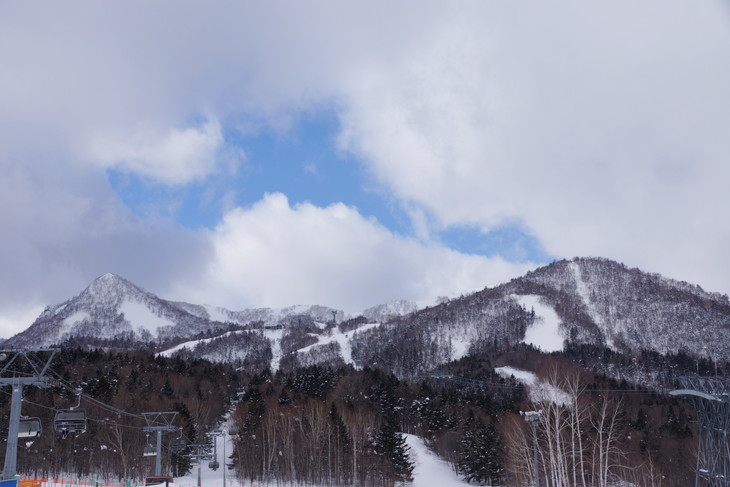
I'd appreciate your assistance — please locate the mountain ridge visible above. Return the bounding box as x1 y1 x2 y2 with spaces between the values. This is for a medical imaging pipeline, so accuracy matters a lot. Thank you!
6 257 730 379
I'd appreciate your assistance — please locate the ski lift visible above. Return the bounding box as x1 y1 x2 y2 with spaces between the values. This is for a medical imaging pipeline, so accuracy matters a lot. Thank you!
143 433 157 457
169 438 186 452
54 409 87 438
18 417 42 438
54 389 87 438
208 460 220 470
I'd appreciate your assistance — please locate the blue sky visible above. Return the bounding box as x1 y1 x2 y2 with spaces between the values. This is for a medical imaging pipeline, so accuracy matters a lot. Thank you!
107 110 551 262
1 1 729 336
108 111 402 232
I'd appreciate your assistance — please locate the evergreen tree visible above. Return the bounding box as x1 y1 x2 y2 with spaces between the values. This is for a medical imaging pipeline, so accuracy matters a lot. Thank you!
371 421 414 483
458 419 503 485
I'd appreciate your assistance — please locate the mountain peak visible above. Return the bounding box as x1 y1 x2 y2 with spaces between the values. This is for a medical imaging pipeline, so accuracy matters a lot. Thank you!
98 272 120 281
85 272 139 294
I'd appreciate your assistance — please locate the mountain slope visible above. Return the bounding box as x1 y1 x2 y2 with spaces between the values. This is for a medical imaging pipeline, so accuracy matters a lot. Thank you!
5 274 351 355
7 257 730 379
348 257 730 378
512 257 730 355
5 273 226 347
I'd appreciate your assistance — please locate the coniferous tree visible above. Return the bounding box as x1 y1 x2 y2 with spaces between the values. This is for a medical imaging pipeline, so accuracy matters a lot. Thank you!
458 419 503 485
371 421 414 483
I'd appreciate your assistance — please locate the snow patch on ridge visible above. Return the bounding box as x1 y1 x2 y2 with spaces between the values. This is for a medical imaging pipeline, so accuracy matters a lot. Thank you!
495 366 571 406
296 323 381 368
61 311 91 338
264 328 285 371
515 294 564 352
63 311 90 327
119 299 175 335
495 366 537 385
450 336 470 361
203 305 230 322
570 261 614 349
158 331 244 357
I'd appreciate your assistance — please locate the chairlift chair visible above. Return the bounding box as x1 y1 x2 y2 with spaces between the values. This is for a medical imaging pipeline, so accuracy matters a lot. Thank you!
208 460 220 470
143 445 157 457
169 438 186 452
18 417 42 438
54 409 87 438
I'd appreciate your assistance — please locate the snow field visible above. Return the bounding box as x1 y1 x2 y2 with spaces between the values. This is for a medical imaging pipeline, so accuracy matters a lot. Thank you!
161 321 383 372
514 294 564 352
159 331 246 357
120 300 176 335
296 322 380 369
495 366 572 406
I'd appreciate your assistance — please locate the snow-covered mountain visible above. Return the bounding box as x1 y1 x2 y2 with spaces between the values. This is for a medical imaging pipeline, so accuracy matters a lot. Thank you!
511 257 730 357
5 273 227 347
348 257 730 378
362 300 419 323
7 257 730 378
5 273 347 349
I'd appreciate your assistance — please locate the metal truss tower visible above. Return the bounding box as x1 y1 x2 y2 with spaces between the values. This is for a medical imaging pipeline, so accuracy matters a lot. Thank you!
671 376 730 487
0 349 57 480
187 443 215 487
142 412 178 476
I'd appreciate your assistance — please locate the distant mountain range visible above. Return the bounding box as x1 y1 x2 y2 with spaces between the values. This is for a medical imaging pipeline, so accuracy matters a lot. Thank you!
5 272 354 347
7 257 730 378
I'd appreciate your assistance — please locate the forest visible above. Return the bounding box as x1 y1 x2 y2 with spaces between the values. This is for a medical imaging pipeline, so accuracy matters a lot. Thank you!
0 346 703 486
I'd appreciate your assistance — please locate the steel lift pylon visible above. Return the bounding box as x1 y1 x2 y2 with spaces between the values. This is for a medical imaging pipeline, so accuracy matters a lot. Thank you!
671 376 730 487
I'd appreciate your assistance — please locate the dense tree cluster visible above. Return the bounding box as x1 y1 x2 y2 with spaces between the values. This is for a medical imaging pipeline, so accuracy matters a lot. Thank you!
231 365 511 486
170 329 273 373
0 349 239 480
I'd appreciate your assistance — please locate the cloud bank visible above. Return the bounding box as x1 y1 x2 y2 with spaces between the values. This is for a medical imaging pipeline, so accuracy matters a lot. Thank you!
1 1 729 335
176 193 528 312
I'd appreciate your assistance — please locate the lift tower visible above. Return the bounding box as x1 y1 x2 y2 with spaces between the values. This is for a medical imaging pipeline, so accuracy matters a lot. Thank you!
0 349 57 479
670 376 730 487
142 412 178 476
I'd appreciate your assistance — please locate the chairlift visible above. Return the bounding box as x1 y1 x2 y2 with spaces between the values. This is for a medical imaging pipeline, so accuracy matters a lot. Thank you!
208 460 220 470
55 388 86 438
169 438 186 452
143 445 157 457
18 417 42 438
54 409 87 438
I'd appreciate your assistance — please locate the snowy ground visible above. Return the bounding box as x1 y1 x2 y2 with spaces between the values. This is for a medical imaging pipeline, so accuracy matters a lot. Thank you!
402 434 472 487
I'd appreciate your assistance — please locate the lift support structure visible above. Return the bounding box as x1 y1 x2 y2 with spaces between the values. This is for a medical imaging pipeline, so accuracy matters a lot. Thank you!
0 349 58 479
671 376 730 487
142 412 178 476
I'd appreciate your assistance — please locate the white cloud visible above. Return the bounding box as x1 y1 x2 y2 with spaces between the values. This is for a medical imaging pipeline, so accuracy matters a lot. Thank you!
335 1 730 292
2 0 730 337
0 305 46 340
88 119 225 184
0 162 212 337
174 193 531 313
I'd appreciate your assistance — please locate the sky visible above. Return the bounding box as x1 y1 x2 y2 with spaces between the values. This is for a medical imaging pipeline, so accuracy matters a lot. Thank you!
1 1 730 337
